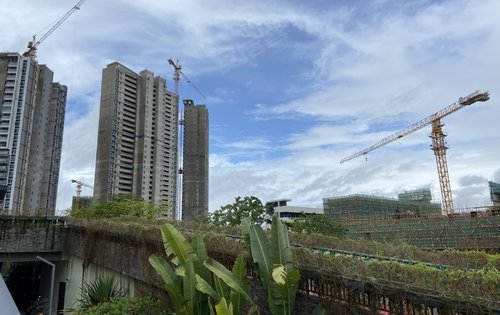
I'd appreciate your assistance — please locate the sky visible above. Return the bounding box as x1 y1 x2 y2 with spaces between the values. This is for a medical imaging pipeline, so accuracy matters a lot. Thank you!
1 0 499 214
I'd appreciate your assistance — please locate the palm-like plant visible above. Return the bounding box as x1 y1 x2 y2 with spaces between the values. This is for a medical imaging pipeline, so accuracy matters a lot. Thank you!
77 274 128 309
241 216 300 315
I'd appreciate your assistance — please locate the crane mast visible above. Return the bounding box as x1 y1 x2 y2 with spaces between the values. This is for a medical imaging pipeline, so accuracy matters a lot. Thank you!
340 90 489 217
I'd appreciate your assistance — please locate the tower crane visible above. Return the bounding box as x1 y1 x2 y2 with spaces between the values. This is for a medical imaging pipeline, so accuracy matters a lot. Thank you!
23 0 87 58
71 179 93 210
167 58 206 99
167 58 206 220
340 90 490 217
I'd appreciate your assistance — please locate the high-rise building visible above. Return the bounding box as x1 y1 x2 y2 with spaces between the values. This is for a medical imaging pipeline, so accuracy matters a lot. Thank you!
182 99 208 220
0 52 67 215
93 62 178 213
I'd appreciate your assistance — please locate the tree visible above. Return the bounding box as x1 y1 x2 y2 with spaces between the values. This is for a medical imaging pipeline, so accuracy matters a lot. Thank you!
207 196 265 227
291 214 348 238
71 194 169 219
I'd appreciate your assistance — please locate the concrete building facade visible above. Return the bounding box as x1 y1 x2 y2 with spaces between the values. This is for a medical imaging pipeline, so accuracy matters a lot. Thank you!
0 53 66 215
182 99 208 220
93 62 178 212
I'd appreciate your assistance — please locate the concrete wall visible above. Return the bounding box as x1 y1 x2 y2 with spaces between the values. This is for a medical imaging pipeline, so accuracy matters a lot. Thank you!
0 219 66 257
61 256 136 311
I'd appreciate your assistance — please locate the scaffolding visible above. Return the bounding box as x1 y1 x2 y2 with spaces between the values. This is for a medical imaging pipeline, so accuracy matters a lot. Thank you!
323 190 441 224
346 211 500 250
398 189 432 203
323 188 499 250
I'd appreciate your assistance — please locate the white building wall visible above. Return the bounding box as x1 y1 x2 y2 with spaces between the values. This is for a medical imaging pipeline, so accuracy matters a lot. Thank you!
60 256 136 312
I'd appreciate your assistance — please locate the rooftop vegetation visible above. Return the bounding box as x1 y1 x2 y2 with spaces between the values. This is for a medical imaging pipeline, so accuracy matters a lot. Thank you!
67 216 500 311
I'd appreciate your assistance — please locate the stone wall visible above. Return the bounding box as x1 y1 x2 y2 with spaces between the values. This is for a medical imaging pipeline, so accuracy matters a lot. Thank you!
0 217 66 255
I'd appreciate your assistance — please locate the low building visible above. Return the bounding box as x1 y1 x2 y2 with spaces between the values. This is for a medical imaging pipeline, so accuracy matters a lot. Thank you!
323 189 442 223
265 199 322 223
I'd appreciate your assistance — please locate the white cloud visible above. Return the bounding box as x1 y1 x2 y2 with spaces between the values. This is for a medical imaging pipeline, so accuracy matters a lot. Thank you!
1 0 498 215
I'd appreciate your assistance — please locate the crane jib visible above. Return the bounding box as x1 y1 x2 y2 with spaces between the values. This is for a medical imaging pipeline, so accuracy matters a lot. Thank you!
340 91 489 164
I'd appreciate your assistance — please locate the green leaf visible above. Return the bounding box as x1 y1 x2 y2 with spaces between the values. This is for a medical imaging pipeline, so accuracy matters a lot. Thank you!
230 255 249 312
175 266 186 277
208 300 216 315
240 217 251 245
192 232 211 282
273 268 300 315
161 224 196 265
311 302 326 315
148 254 185 310
272 265 286 285
249 224 271 288
246 305 259 315
270 216 294 271
204 258 254 305
183 258 197 312
192 232 209 262
232 255 247 281
196 274 219 300
215 297 233 315
214 274 231 300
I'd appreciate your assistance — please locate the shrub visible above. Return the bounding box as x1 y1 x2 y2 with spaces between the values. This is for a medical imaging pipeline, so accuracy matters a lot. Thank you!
74 296 166 315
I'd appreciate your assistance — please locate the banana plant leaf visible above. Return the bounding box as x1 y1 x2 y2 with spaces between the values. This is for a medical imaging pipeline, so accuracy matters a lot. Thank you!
270 217 294 272
230 255 250 312
196 274 219 300
148 254 185 311
204 258 254 305
183 257 197 312
160 224 196 265
272 268 300 315
248 224 271 290
215 297 234 315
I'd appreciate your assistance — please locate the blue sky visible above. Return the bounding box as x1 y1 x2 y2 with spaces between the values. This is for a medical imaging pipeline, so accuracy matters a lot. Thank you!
2 0 499 213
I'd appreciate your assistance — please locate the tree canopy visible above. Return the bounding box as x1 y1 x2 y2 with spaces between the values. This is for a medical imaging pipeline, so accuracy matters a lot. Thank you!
70 194 169 219
291 214 348 238
206 196 265 227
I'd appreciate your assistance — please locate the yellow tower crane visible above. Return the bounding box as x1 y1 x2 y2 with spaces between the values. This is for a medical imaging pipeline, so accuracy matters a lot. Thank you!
23 0 87 58
340 90 490 217
71 179 93 210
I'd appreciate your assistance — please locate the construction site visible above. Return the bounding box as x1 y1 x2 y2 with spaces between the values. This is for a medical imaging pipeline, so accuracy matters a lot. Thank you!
1 1 499 314
330 90 500 251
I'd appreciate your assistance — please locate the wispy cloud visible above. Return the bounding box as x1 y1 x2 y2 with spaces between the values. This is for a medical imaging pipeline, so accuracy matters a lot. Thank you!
1 0 498 213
